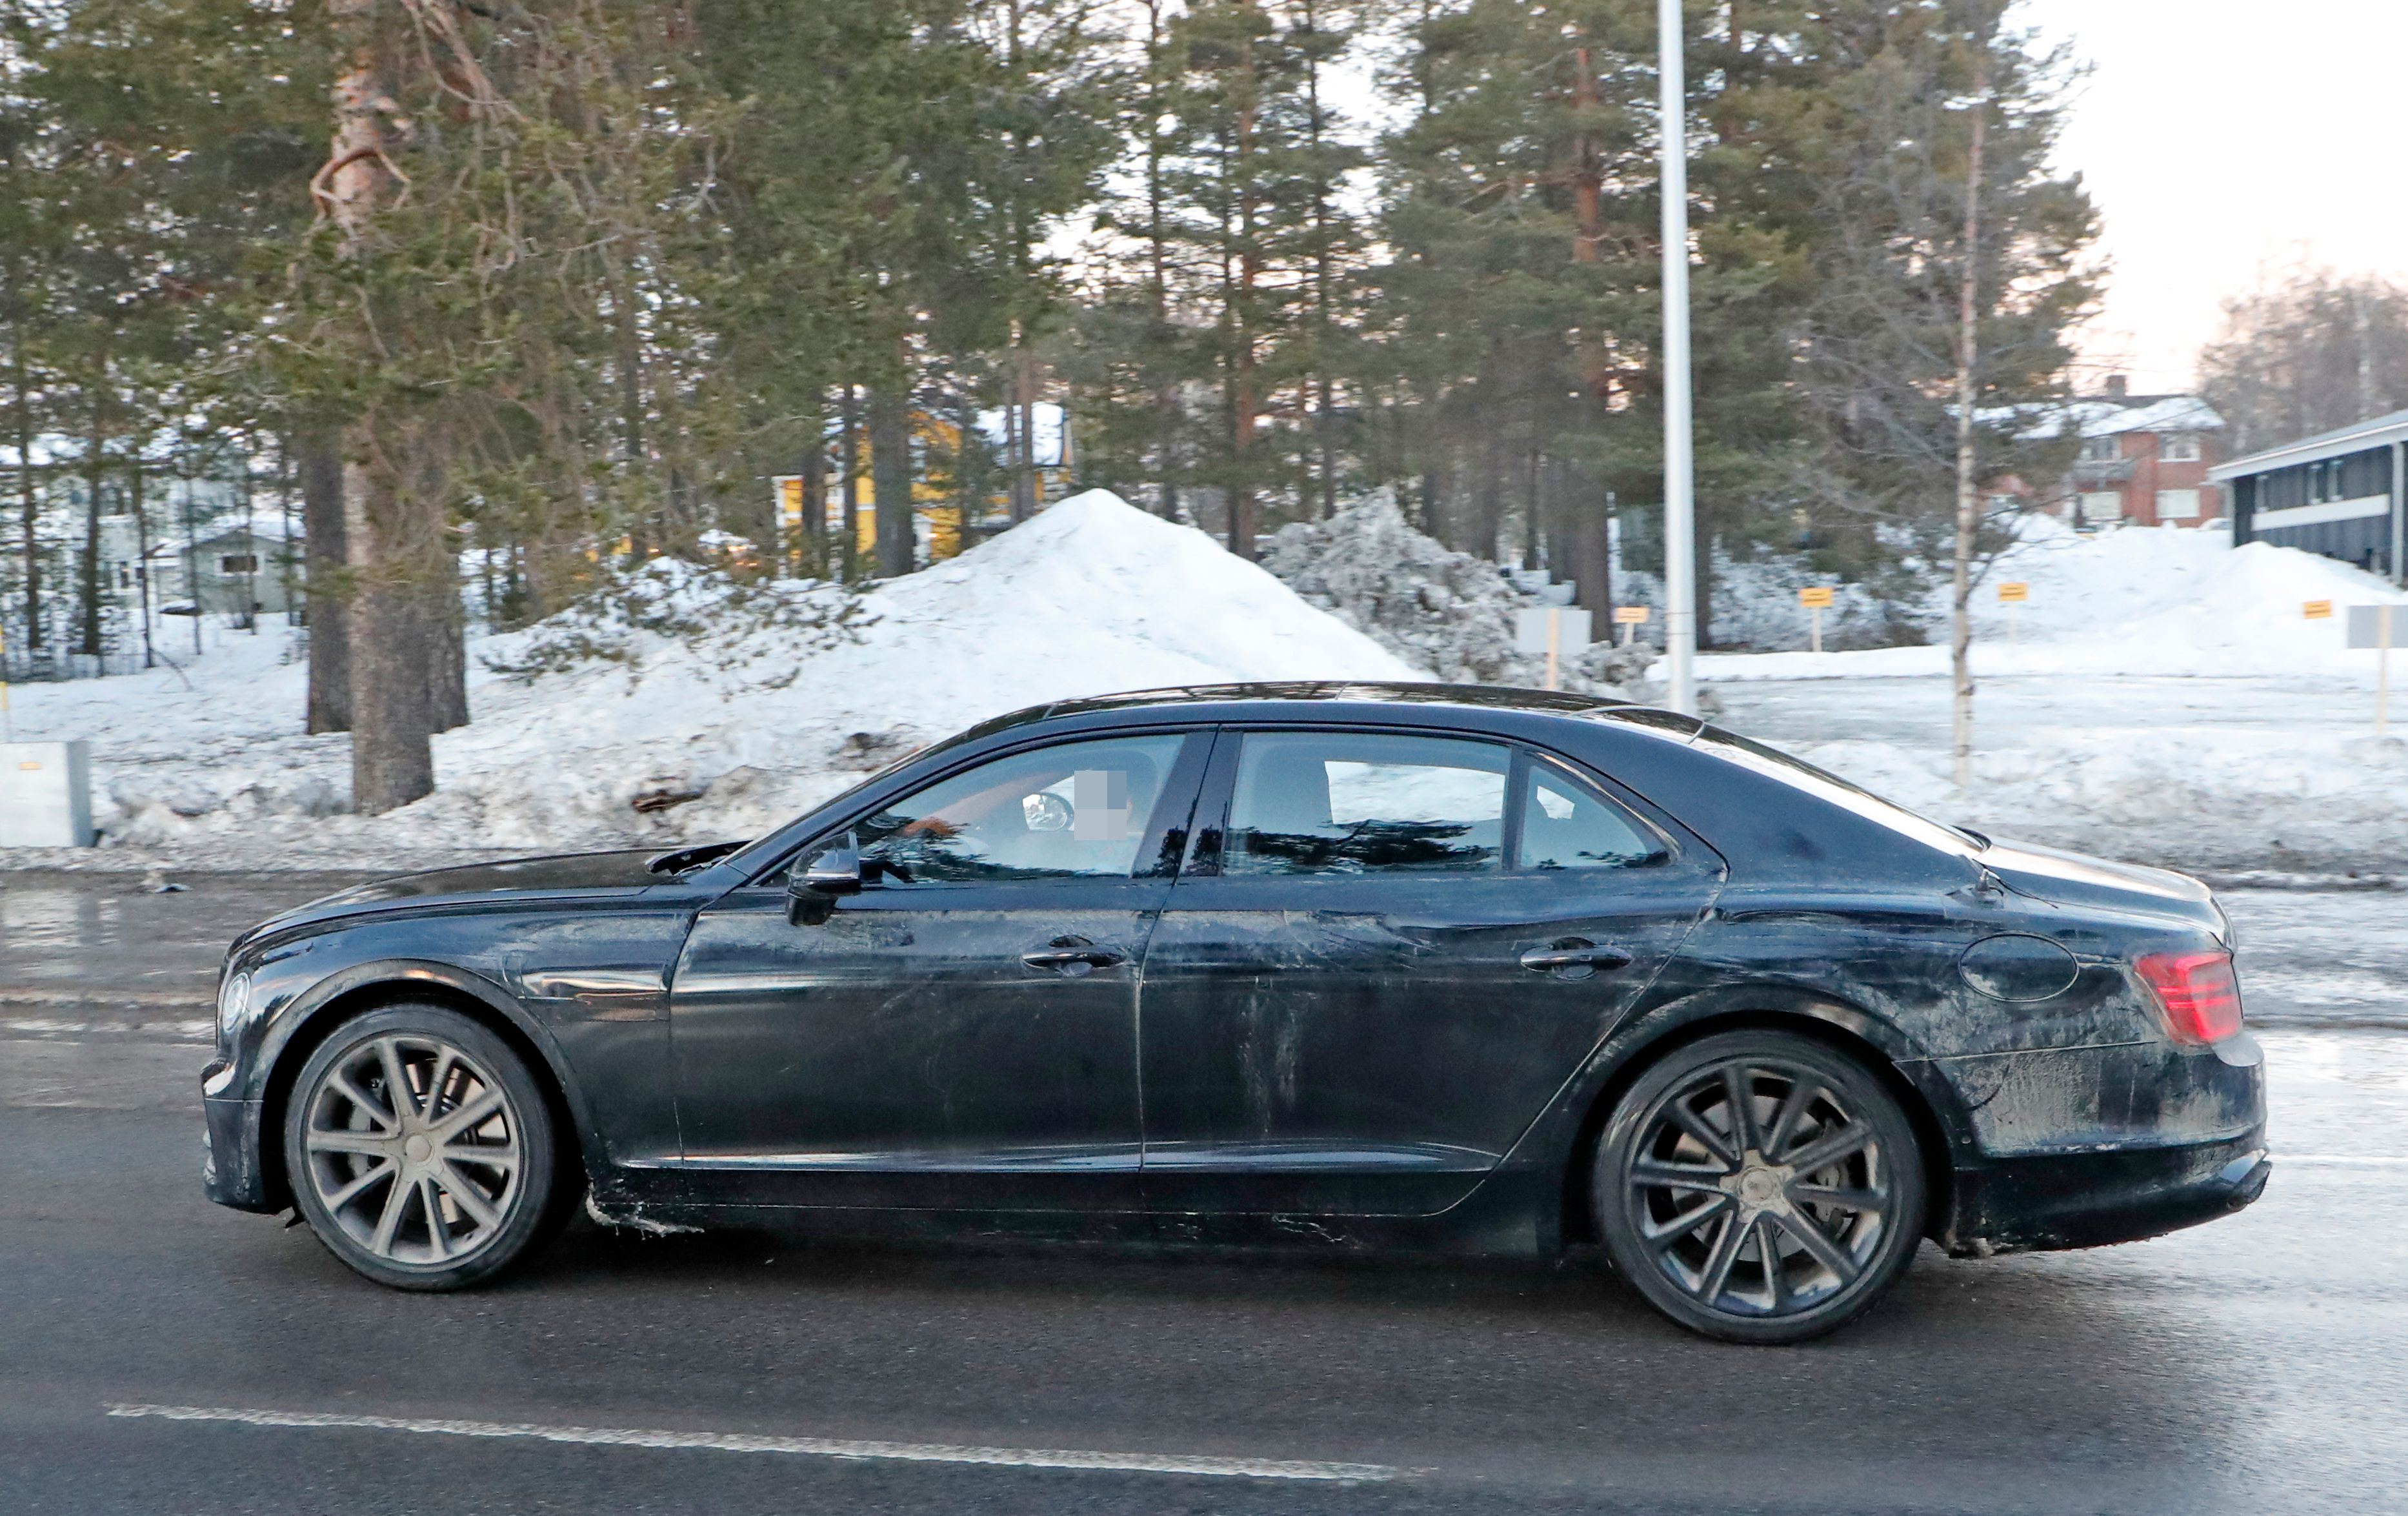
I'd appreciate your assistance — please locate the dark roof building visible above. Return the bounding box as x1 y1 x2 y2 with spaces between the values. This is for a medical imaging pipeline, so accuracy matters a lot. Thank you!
2208 409 2408 583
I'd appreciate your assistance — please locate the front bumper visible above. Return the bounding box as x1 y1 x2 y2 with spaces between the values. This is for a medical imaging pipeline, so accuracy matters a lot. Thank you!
201 1077 281 1213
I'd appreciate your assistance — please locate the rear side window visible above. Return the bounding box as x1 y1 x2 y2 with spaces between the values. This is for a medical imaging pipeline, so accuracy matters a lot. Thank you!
1518 763 1664 871
1225 732 1509 876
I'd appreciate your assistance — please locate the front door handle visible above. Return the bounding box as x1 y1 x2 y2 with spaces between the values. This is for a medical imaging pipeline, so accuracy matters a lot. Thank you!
1021 937 1127 976
1520 940 1634 975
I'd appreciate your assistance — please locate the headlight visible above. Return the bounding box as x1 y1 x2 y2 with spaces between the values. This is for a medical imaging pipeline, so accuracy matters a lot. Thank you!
216 971 253 1038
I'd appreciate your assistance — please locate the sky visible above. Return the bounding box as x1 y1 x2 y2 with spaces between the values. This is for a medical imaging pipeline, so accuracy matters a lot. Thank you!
2018 0 2408 394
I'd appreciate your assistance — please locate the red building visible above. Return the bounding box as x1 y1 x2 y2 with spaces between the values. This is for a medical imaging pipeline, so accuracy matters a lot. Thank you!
2047 381 2225 529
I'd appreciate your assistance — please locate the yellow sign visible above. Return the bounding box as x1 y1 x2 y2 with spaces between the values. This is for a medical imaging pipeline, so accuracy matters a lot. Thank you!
1997 581 2029 603
2304 600 2334 621
1612 605 1651 625
1798 586 1835 609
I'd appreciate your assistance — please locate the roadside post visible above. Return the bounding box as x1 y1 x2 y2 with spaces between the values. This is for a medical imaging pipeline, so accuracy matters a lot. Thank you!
1798 586 1833 653
1614 605 1650 647
2347 603 2400 738
1515 606 1593 692
1997 580 2028 643
0 740 93 847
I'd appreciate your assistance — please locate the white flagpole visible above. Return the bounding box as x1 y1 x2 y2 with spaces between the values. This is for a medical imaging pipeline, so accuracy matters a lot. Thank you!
1658 0 1698 717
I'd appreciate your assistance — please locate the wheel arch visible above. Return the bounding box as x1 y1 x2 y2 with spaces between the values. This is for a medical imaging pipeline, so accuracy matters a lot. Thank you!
1552 994 1962 1249
256 962 591 1213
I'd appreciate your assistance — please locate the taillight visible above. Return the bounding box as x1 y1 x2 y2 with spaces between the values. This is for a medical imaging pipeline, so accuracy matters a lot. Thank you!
2134 950 2243 1044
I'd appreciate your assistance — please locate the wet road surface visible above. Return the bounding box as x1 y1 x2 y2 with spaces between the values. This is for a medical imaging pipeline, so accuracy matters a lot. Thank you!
3 870 2404 1514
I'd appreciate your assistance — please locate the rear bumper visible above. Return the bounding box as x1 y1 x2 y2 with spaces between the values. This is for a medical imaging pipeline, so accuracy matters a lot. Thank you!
1944 1126 2271 1256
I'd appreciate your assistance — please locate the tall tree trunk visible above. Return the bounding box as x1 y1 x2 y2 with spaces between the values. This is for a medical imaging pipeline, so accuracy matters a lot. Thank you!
868 376 914 576
1010 341 1037 524
1474 432 1502 562
1950 37 1992 790
129 450 152 669
299 431 350 733
838 383 861 575
799 410 826 571
1572 478 1613 636
1567 39 1613 638
1227 5 1261 560
1144 1 1180 521
327 0 435 812
77 389 107 658
346 460 435 811
1305 0 1337 520
12 292 37 652
426 596 468 732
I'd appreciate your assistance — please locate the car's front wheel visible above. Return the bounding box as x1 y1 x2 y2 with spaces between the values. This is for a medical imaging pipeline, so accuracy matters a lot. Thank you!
283 1004 561 1290
1593 1029 1926 1344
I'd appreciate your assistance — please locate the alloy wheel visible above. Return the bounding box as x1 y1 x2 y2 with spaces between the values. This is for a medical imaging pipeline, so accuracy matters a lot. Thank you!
298 1032 525 1269
1620 1055 1900 1320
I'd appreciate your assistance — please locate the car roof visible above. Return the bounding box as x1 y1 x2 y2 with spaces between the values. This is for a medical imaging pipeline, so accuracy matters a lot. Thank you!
958 681 1659 742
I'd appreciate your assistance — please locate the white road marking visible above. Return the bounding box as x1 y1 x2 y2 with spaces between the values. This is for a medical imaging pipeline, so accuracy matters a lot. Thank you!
2278 1155 2408 1167
103 1403 1400 1484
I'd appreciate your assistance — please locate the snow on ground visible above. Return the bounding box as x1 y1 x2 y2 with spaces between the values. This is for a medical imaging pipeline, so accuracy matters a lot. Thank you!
1700 518 2408 872
2 496 2402 875
2 491 1420 868
1700 516 2408 680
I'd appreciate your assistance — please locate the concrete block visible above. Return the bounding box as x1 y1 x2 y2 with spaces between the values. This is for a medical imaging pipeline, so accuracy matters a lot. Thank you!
0 741 95 846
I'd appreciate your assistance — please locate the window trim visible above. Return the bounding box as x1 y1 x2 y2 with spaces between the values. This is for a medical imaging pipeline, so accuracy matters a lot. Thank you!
1186 724 1681 882
1517 750 1675 873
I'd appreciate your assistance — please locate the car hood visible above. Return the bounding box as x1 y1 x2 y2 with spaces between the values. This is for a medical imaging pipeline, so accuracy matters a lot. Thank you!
1977 836 2226 938
242 849 670 944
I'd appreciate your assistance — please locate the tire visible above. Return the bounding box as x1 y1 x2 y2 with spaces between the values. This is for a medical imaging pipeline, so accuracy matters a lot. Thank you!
283 1003 561 1291
1592 1029 1926 1344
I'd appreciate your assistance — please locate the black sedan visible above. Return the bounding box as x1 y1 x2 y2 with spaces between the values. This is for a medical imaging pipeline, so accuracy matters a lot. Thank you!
201 683 2268 1343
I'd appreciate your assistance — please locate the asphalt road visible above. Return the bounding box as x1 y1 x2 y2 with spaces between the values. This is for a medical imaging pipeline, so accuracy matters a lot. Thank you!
4 870 2405 1515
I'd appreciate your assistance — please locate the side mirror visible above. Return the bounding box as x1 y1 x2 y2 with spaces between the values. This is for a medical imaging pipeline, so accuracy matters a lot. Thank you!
787 833 864 925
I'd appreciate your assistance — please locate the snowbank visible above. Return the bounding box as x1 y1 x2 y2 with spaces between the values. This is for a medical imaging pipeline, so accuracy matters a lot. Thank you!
3 490 1423 866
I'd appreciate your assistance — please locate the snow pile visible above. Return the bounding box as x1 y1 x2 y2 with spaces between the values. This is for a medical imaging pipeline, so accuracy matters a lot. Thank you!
6 490 1427 865
1261 490 1650 694
1700 516 2408 680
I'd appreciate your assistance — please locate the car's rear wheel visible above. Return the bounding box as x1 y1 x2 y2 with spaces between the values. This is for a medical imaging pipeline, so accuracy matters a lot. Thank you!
283 1004 559 1291
1593 1029 1925 1344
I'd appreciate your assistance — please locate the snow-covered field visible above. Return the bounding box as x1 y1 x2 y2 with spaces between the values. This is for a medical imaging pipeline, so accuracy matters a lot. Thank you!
3 493 2403 874
1707 518 2408 873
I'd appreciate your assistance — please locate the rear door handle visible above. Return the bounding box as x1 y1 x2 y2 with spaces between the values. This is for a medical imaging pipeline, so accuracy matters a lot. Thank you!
1520 941 1633 974
1022 938 1127 976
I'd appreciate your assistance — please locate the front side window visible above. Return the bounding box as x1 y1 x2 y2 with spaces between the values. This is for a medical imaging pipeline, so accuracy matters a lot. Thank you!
2080 435 2119 463
848 734 1188 884
1518 764 1664 871
1225 732 1509 876
2159 432 2201 463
